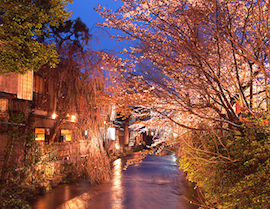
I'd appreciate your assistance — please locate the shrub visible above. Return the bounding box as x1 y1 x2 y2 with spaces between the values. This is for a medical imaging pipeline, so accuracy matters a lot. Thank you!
179 116 270 208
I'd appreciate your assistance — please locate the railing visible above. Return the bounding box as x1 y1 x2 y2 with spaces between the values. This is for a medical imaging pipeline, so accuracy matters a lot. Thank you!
8 99 30 113
35 140 93 162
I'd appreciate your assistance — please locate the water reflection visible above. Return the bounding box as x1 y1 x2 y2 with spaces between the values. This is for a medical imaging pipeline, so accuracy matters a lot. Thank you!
63 186 70 204
110 158 123 209
29 153 198 209
58 193 90 209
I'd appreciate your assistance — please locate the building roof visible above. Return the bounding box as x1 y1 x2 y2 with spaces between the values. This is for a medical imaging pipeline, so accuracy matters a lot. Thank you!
0 92 16 99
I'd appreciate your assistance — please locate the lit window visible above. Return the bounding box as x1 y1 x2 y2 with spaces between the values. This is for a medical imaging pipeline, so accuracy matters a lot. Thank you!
35 128 45 141
17 70 33 100
61 130 72 142
0 99 8 112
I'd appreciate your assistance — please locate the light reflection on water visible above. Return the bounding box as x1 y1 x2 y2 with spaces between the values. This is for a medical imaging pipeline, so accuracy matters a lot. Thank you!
58 193 91 209
29 153 198 209
110 158 123 209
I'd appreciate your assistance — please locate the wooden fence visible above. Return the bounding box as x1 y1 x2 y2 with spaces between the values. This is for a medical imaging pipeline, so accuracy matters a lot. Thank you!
35 140 94 162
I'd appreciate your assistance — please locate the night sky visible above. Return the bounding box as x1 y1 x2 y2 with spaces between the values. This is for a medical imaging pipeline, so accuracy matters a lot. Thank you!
67 0 125 52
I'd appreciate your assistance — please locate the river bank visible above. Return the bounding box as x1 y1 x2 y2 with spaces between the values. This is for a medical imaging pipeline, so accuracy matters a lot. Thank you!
29 152 198 209
0 147 134 209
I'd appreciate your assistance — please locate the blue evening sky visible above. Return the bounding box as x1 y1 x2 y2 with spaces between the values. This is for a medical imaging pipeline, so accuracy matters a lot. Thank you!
67 0 125 52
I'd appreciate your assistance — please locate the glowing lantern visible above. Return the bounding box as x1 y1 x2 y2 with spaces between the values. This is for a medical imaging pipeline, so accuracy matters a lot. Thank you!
52 113 57 119
71 115 76 122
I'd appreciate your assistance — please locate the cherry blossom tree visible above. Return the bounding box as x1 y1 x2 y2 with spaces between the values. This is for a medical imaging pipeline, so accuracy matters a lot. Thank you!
97 1 270 207
97 0 270 131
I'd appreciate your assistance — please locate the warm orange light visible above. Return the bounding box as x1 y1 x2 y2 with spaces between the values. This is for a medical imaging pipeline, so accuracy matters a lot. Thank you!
52 113 57 119
115 143 120 150
71 115 76 122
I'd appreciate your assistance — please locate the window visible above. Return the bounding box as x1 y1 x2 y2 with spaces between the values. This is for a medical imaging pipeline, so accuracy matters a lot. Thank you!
18 70 33 100
107 127 116 140
0 99 8 112
35 128 45 141
61 130 72 142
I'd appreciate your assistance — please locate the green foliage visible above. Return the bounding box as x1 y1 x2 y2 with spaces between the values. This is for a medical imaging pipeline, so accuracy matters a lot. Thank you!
0 0 72 74
0 111 37 209
0 185 31 209
0 110 38 179
179 117 270 208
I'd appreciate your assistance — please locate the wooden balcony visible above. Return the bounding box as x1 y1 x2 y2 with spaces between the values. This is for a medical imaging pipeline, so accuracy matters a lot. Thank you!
32 93 50 111
8 99 30 113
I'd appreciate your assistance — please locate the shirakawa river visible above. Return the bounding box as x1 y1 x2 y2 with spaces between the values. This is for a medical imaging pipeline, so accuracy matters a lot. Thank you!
29 152 198 209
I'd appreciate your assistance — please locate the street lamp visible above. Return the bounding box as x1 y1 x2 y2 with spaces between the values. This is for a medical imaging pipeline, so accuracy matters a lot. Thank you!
52 113 57 119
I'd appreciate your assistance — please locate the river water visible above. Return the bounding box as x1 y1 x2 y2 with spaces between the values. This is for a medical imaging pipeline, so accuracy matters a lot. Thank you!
29 152 198 209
